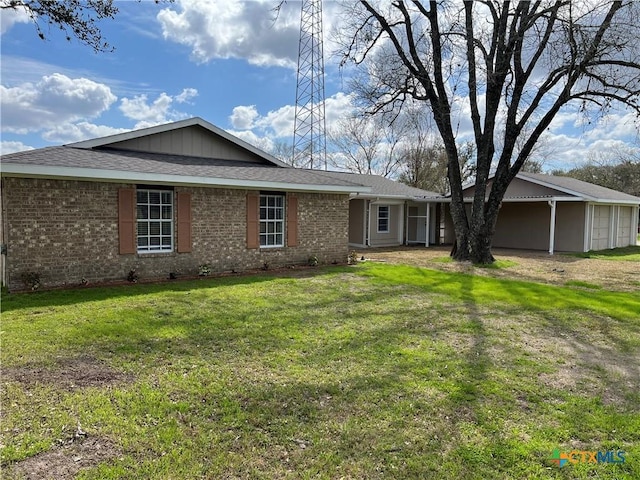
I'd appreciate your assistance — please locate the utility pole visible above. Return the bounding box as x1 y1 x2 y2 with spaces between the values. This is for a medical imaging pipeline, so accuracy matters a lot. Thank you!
292 0 327 170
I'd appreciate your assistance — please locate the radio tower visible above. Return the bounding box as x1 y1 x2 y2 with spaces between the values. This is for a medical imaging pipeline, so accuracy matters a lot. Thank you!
293 0 326 170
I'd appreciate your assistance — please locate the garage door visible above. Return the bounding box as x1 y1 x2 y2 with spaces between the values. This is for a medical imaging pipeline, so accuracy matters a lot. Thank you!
617 207 632 247
591 205 611 250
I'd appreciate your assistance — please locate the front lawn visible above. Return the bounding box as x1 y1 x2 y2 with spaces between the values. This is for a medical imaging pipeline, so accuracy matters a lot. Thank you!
2 264 639 479
569 245 640 261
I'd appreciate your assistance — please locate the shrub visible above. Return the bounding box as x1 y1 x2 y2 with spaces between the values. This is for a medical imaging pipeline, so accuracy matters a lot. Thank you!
20 271 41 291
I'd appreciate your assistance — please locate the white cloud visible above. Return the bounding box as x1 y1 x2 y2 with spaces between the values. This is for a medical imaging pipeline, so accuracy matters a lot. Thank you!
230 105 259 130
119 89 197 128
1 140 34 155
42 122 130 143
254 104 296 138
1 73 117 133
120 93 173 122
228 129 275 153
157 0 301 68
0 4 30 34
175 87 198 104
226 92 356 156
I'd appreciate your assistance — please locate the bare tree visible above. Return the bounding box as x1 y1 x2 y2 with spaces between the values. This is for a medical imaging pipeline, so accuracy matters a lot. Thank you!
337 1 640 263
399 141 475 194
553 144 640 196
328 113 406 177
268 139 297 166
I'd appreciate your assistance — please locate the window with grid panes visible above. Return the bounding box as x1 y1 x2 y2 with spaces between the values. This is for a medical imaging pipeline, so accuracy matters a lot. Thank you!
259 194 284 247
377 205 390 233
137 189 173 252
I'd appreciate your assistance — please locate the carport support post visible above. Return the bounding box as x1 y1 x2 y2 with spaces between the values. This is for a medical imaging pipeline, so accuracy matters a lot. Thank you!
548 199 557 255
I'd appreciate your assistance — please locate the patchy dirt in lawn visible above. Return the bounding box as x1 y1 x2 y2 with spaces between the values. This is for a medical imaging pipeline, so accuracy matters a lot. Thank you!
3 356 134 390
5 436 121 480
358 246 639 292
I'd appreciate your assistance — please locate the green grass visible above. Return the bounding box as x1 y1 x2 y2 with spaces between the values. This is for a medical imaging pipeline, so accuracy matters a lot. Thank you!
565 280 603 290
568 245 640 261
473 259 517 269
431 256 516 269
2 265 639 479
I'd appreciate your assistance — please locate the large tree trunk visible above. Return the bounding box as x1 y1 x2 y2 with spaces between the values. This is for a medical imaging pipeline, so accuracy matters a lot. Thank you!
449 219 496 264
449 175 502 264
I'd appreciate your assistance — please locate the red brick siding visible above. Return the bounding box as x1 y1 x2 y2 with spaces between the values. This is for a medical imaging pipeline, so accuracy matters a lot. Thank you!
2 178 349 290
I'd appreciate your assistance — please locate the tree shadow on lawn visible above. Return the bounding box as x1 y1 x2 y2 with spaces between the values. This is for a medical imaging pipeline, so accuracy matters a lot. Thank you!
7 263 637 476
0 266 352 313
535 309 640 409
363 263 640 321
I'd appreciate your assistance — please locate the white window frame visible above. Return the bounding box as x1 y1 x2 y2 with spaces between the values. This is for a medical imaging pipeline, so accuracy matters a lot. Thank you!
377 205 390 233
136 189 174 253
259 194 285 248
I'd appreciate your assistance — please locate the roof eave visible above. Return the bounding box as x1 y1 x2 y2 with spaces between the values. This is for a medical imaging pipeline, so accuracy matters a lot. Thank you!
590 198 640 205
1 164 371 194
351 193 446 201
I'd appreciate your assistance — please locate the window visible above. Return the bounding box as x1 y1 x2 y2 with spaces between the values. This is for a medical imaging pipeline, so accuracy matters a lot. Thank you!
260 194 284 247
377 205 390 233
137 189 173 252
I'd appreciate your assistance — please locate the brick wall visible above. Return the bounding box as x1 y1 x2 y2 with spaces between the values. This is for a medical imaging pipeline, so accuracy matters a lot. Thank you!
2 178 349 291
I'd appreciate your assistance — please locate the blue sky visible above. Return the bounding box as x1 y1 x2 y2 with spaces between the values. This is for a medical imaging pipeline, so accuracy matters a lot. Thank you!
1 0 638 172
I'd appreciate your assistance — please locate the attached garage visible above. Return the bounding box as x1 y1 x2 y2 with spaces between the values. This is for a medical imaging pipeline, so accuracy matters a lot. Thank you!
459 172 640 254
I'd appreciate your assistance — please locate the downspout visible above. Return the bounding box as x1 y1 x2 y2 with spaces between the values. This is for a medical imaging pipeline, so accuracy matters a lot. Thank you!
366 200 371 247
425 203 430 248
583 203 590 253
399 202 405 246
548 199 556 255
630 207 640 245
608 205 615 249
590 204 595 251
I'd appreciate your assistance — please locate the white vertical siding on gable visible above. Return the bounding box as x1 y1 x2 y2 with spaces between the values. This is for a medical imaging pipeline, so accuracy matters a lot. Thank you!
107 126 266 163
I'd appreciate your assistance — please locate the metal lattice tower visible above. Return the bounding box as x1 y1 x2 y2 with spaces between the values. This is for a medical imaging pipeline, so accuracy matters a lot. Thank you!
293 0 326 170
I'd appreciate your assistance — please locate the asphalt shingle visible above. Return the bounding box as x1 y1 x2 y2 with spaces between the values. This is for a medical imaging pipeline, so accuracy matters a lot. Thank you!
518 172 640 202
1 147 367 189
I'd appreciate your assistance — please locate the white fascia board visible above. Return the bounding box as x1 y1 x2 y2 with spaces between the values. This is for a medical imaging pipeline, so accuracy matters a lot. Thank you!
351 193 446 202
0 164 371 194
461 196 583 203
501 196 584 203
589 199 640 206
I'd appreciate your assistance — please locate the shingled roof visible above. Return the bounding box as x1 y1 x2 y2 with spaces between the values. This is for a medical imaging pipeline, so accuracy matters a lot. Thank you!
1 146 371 193
315 171 444 199
1 117 375 194
517 172 640 204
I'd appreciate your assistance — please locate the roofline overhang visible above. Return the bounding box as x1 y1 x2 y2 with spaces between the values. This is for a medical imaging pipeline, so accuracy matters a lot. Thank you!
0 164 372 194
350 193 447 201
459 196 640 205
459 173 640 205
588 199 640 206
497 196 584 203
